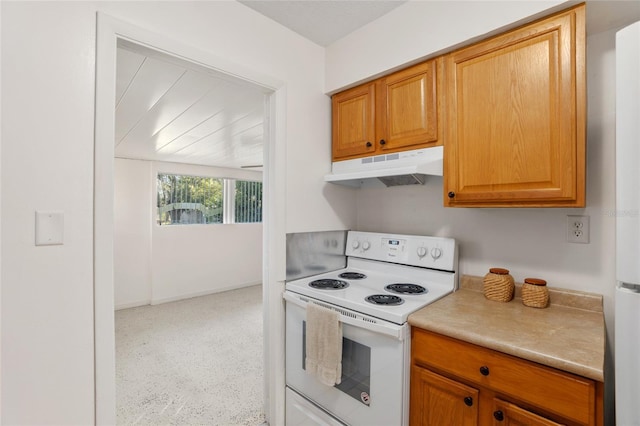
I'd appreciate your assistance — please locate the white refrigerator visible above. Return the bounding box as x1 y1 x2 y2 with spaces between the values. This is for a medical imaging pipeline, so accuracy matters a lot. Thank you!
616 20 640 426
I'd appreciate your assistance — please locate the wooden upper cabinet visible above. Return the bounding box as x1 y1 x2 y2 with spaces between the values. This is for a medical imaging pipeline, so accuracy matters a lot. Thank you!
332 83 376 159
332 59 442 161
444 4 586 207
377 60 441 152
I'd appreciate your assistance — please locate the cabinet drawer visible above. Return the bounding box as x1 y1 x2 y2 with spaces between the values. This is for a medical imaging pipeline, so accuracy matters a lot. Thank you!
493 398 564 426
412 329 596 425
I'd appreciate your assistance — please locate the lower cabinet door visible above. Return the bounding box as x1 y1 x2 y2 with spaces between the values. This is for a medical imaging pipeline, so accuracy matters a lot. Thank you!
492 399 563 426
411 366 479 426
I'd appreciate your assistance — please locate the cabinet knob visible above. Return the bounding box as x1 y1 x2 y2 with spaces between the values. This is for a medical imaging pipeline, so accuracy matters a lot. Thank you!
493 410 504 421
463 396 473 407
366 141 372 148
479 366 490 376
379 139 386 145
448 191 455 199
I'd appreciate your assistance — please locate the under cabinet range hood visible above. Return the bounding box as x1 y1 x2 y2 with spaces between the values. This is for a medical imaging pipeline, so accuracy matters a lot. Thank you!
324 146 443 188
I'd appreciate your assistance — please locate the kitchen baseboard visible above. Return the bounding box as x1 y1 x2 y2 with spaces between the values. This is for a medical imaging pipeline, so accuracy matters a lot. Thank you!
150 281 262 306
115 299 151 311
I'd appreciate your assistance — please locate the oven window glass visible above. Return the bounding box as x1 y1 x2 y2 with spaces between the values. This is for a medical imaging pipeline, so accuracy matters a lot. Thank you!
303 322 371 405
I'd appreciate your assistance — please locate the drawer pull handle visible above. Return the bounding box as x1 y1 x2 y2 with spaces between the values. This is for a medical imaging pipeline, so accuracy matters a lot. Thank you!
493 410 504 421
463 396 473 407
479 366 490 376
366 141 372 148
379 139 387 145
448 191 455 199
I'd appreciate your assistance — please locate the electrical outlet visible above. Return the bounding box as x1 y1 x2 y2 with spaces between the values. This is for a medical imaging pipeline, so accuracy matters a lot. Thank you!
567 215 590 244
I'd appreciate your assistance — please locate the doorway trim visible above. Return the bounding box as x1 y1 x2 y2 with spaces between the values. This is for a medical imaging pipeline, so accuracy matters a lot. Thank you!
94 13 286 425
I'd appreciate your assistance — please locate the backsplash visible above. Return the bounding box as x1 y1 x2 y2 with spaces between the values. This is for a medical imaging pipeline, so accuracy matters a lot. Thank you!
285 230 347 281
355 179 612 297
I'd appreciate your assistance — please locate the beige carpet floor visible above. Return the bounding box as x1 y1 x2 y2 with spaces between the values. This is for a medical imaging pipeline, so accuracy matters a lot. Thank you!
115 285 265 425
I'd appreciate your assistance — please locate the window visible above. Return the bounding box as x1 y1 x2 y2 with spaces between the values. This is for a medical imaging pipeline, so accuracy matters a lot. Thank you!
157 174 223 225
235 180 263 223
157 173 262 225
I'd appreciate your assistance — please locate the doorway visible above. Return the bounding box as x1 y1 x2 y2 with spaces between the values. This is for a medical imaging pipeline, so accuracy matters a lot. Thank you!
112 40 267 310
95 13 286 425
112 38 266 423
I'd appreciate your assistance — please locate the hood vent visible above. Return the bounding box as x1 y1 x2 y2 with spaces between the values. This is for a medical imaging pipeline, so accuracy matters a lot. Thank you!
377 174 425 187
324 146 443 188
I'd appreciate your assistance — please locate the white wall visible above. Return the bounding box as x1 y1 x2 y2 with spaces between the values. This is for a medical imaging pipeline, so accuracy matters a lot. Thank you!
114 159 152 308
1 3 97 423
1 2 355 424
151 222 262 302
152 161 263 305
326 2 621 422
114 158 263 309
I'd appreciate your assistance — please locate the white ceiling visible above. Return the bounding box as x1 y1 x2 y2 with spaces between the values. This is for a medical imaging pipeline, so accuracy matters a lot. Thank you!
238 0 407 46
240 0 640 46
115 1 640 171
115 42 266 170
114 2 408 171
586 0 640 34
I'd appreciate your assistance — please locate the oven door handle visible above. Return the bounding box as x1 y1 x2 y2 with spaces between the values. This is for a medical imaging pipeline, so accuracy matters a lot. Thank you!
283 291 407 341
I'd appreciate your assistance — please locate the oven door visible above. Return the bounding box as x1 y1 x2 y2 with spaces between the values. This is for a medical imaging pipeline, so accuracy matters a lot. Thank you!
284 291 410 426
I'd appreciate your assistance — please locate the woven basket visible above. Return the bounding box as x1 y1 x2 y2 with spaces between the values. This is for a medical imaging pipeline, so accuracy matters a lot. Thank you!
483 268 515 302
522 278 549 308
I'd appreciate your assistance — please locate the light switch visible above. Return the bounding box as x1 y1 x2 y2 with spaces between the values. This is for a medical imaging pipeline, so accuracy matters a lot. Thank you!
35 211 64 246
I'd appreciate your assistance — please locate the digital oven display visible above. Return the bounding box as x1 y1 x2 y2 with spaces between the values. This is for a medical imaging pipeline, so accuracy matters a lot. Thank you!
384 239 406 259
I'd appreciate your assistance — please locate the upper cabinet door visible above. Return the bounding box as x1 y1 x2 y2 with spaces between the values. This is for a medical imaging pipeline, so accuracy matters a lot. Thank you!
332 83 376 160
378 59 442 152
331 59 442 161
444 5 585 207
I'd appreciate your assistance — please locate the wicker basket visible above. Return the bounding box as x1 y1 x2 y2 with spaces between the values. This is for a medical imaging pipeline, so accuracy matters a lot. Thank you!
483 268 515 302
522 278 549 308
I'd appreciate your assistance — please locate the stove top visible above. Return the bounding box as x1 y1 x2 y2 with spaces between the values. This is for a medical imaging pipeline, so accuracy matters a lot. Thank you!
285 231 457 324
285 258 456 325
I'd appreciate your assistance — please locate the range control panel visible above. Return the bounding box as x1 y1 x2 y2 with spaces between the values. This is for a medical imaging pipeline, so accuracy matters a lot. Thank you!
345 231 457 271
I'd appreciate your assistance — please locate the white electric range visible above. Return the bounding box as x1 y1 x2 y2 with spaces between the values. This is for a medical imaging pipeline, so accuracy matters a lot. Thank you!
284 231 458 426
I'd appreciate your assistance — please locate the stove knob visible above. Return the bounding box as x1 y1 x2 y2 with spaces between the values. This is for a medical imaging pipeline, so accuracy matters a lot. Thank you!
431 247 443 260
362 241 371 251
417 247 427 258
352 240 360 249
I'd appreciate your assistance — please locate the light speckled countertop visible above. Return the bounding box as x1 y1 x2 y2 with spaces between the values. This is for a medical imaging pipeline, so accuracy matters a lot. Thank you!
408 275 605 382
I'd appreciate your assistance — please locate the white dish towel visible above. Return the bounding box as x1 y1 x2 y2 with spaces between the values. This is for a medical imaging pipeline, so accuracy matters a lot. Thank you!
305 303 343 386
